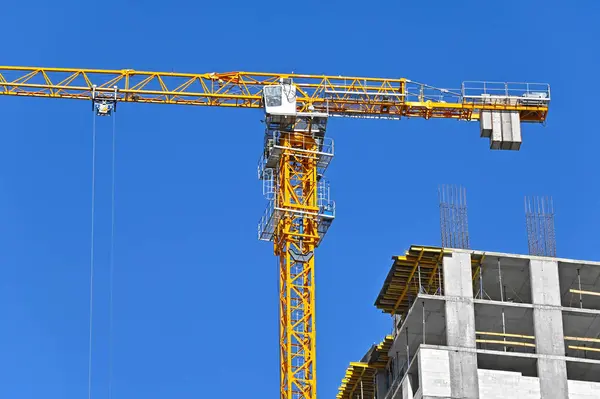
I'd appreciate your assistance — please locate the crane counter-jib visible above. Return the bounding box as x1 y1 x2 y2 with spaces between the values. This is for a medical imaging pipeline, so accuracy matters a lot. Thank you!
0 66 549 122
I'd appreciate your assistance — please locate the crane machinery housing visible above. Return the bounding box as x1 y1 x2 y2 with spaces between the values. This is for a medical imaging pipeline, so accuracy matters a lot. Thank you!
0 66 551 399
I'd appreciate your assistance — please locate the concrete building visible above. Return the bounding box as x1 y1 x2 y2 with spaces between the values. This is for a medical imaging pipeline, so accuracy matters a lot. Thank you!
337 246 600 399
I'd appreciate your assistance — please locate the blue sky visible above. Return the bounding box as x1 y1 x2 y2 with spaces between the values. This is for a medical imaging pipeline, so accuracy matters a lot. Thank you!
0 1 599 398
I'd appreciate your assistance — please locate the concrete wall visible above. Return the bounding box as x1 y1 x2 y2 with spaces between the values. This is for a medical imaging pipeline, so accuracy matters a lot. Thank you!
529 259 569 398
478 368 600 399
443 252 479 399
376 372 389 399
411 349 600 399
418 348 451 397
568 380 600 399
478 369 540 399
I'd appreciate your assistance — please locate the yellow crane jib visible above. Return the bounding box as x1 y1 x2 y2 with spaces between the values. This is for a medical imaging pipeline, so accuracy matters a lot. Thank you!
0 66 550 149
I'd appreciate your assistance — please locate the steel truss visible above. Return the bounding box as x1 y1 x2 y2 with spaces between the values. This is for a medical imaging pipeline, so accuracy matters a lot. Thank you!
257 114 334 399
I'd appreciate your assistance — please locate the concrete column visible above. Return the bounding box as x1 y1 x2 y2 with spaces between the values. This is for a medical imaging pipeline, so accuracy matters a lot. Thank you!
443 251 479 399
530 259 569 398
376 372 388 399
401 374 413 399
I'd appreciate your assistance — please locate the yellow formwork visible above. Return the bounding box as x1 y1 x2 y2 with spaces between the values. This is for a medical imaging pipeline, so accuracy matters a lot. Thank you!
336 336 393 399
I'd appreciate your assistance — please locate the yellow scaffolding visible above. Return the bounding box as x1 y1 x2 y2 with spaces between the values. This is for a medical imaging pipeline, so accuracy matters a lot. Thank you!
374 246 487 317
337 336 393 399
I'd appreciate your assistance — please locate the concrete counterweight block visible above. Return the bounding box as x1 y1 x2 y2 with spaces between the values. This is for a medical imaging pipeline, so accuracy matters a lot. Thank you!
490 111 502 149
480 110 522 151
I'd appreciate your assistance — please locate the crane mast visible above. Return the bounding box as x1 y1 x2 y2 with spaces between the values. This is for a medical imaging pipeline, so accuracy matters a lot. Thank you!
0 66 550 399
275 127 320 399
258 83 334 398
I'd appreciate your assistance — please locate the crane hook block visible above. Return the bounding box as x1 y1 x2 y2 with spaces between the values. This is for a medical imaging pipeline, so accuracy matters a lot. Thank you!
91 85 118 116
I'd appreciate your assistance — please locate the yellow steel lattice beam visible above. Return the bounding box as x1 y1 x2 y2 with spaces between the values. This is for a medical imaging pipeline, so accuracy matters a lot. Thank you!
275 133 320 399
0 66 549 121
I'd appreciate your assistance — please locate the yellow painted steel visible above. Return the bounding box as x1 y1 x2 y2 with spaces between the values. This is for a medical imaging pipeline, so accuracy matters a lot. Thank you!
336 336 393 399
568 345 600 353
368 335 394 369
0 66 549 121
476 331 535 340
565 336 600 344
476 339 536 348
275 132 320 399
569 288 600 297
375 246 492 316
375 246 446 315
336 363 376 399
472 254 486 282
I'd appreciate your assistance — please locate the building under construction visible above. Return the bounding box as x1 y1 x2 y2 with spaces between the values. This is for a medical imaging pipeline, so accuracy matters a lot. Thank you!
337 245 600 399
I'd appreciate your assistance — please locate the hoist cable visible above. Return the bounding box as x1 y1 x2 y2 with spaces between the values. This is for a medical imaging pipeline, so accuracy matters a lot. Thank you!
87 113 97 399
108 113 116 399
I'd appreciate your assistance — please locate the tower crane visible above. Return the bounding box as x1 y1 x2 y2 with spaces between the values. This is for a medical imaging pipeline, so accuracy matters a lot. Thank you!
0 66 550 399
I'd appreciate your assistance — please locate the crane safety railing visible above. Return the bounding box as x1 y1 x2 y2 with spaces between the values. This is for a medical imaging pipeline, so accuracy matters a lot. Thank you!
403 80 463 104
258 191 336 242
257 133 334 180
462 81 551 106
258 200 281 241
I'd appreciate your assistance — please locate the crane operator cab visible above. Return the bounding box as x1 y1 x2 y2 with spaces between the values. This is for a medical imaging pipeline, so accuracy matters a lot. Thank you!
262 77 328 137
263 78 297 120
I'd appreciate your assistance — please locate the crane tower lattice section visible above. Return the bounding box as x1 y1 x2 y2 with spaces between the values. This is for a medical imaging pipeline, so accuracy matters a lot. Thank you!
258 108 334 399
